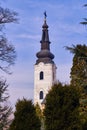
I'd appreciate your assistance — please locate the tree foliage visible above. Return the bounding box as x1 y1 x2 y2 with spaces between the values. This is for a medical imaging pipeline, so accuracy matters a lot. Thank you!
44 83 81 130
80 4 87 25
66 44 87 128
9 99 41 130
0 79 12 130
66 44 87 89
35 103 45 130
35 103 43 120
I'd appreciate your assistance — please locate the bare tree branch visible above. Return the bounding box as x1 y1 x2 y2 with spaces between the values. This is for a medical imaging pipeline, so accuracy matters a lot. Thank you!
0 7 18 24
0 36 16 74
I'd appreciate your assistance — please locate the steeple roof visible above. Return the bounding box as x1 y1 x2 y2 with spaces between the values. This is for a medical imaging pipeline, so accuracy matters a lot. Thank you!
36 12 54 64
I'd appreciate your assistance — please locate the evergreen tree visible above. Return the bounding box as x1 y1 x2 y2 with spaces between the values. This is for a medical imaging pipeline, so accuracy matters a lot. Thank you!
0 79 12 130
82 120 87 130
9 99 41 130
66 44 87 89
66 44 87 127
80 4 87 25
80 4 87 128
35 103 43 120
35 103 45 130
44 83 81 130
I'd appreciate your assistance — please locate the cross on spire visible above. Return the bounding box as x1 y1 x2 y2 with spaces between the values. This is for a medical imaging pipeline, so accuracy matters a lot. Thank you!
44 11 47 19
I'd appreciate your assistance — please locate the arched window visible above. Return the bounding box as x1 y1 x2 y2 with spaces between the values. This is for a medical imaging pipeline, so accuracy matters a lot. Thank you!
39 91 44 99
40 71 44 80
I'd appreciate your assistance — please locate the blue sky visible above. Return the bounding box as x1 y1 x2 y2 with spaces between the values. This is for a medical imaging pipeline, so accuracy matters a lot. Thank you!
1 0 87 108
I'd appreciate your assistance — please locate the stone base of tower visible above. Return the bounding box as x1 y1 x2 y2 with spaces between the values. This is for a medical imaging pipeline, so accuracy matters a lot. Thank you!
34 62 57 108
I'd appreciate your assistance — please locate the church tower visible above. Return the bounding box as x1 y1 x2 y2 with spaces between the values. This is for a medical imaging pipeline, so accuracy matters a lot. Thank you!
34 12 57 108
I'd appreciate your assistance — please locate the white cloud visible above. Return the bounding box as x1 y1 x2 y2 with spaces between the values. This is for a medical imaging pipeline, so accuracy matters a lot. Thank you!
16 34 40 40
51 21 86 36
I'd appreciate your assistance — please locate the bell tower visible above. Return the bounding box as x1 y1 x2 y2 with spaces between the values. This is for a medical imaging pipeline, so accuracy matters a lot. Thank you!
34 12 57 107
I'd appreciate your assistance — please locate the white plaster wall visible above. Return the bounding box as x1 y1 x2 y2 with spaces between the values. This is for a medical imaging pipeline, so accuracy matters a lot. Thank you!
34 62 57 107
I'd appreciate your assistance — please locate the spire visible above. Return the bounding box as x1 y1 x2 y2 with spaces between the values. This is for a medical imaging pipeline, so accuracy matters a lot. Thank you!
41 11 50 49
36 12 54 64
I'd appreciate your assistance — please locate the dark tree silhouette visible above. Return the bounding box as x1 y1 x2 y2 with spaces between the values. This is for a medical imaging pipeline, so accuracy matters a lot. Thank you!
80 4 87 25
9 99 41 130
66 44 87 128
0 79 12 130
0 7 18 24
44 83 81 130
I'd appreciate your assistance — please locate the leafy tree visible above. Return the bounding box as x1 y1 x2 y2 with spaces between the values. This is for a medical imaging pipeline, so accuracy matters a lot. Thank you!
44 83 81 130
9 99 41 130
0 79 12 130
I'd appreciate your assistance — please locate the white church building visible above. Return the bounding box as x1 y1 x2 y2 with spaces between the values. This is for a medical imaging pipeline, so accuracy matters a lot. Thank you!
34 13 57 108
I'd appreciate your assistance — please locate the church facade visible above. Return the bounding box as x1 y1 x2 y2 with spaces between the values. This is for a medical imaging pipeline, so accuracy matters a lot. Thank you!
34 13 57 108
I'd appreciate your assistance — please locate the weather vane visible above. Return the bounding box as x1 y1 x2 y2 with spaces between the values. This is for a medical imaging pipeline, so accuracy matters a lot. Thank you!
44 11 47 19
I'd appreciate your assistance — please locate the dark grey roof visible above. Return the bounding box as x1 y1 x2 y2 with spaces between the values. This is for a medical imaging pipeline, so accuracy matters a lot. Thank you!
35 15 55 65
